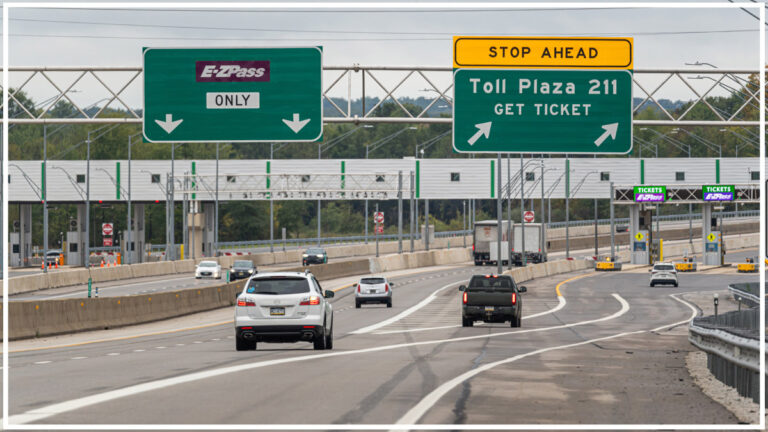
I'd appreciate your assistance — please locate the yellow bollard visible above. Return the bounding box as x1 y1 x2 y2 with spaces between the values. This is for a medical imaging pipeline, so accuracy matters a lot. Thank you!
180 244 184 261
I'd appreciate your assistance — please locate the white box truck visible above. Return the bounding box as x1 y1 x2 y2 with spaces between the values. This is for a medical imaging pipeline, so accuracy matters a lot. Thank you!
511 223 547 265
472 220 511 266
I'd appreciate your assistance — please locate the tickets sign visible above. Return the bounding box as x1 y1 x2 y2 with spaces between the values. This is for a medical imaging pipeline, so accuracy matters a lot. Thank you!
634 186 666 203
702 185 734 202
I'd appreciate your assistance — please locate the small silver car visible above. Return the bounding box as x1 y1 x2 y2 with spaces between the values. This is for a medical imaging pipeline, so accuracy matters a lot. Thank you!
649 262 678 287
234 272 334 351
355 276 393 308
195 260 221 279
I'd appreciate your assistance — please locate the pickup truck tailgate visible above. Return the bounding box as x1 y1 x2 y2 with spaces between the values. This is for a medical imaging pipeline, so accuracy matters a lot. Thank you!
466 290 514 306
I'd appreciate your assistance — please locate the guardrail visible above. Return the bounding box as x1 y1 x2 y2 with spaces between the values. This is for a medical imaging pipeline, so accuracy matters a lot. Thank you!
728 283 761 308
688 307 762 403
547 209 758 229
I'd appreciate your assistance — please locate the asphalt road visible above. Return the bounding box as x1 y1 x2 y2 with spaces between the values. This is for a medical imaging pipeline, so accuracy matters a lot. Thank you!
4 262 758 427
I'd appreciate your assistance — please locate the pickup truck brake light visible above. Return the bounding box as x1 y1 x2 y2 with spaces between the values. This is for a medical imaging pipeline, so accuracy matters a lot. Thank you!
462 292 467 304
511 292 517 305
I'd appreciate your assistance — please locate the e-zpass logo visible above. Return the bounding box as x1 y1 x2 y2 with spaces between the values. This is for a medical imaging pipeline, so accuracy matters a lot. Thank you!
196 61 270 82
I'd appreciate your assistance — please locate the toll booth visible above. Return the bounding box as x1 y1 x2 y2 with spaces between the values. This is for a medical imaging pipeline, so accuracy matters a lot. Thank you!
9 231 21 267
66 230 82 266
629 205 653 265
632 229 649 265
701 203 725 266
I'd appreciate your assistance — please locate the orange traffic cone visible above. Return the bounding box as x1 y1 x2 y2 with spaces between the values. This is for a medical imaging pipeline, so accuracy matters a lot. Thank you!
54 260 58 269
41 261 44 270
100 259 105 268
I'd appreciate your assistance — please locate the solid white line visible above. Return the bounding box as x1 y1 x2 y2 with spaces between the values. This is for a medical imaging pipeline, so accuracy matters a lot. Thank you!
8 294 629 425
132 349 145 353
649 293 698 333
392 329 646 428
105 353 120 356
33 361 52 365
350 281 461 334
70 357 87 360
374 296 567 335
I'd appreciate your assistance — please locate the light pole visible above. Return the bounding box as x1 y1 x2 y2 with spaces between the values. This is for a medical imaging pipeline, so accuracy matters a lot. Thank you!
673 127 721 158
126 132 142 265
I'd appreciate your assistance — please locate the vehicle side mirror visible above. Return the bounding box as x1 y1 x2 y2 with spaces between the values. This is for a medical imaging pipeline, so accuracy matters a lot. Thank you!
458 285 466 292
324 290 335 299
518 286 527 293
389 282 396 287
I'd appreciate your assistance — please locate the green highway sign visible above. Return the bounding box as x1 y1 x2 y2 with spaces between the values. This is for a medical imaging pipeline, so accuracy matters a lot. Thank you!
453 69 632 154
143 47 323 143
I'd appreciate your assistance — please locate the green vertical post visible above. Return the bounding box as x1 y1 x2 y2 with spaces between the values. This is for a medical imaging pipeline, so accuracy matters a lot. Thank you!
41 162 45 200
116 162 121 200
715 159 720 184
341 160 345 189
191 161 196 200
266 161 271 199
490 159 495 198
87 277 92 298
640 159 645 185
415 160 421 199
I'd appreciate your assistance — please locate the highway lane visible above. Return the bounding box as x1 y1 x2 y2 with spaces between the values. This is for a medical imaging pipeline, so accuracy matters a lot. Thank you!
6 263 757 426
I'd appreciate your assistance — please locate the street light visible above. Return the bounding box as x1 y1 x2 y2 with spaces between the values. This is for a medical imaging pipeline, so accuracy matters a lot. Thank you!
672 127 721 158
126 131 142 265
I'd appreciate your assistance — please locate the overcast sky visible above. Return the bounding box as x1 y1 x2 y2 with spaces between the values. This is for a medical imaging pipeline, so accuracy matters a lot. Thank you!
2 1 764 109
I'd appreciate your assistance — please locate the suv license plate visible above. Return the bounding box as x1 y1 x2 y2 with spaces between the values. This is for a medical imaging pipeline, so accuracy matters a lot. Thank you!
485 306 495 312
270 307 285 316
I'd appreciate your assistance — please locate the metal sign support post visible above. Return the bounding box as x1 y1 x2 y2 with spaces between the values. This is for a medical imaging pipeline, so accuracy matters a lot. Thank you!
126 135 132 265
85 134 91 268
375 203 380 258
565 157 570 259
409 171 415 253
520 156 526 267
215 143 219 257
496 153 503 275
610 182 615 259
43 126 48 273
397 171 403 254
463 200 467 248
506 155 512 270
170 143 175 261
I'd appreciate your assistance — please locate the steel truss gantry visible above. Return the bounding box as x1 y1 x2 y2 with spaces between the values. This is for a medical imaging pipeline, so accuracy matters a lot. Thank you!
2 66 760 127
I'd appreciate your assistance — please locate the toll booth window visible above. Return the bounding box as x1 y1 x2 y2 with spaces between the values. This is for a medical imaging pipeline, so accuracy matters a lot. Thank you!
600 172 610 181
525 172 535 181
450 172 460 182
226 175 236 183
751 171 759 181
76 174 85 183
69 243 77 252
675 172 685 181
151 174 161 183
12 244 19 253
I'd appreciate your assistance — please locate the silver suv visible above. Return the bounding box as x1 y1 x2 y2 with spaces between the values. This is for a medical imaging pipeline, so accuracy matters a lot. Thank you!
234 272 334 351
649 262 678 287
355 276 393 308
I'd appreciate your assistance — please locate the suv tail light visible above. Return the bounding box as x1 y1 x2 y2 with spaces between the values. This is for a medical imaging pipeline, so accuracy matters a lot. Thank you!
462 292 467 304
472 244 475 251
511 292 517 305
385 284 390 292
237 299 255 307
357 284 361 293
300 295 321 306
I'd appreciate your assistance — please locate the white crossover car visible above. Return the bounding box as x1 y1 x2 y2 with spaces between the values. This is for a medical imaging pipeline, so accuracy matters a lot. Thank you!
195 260 222 279
649 262 678 287
234 271 335 351
355 276 394 308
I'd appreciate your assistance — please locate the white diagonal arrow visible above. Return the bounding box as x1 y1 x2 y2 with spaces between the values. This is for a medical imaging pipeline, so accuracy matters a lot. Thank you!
594 123 619 147
467 121 492 146
282 113 311 133
154 114 183 134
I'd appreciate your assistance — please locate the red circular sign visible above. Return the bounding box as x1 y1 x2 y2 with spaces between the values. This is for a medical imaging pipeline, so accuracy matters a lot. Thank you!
374 212 384 223
523 211 535 223
102 223 113 236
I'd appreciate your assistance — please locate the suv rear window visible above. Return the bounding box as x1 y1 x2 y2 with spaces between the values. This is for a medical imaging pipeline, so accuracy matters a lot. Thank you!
468 276 515 292
360 278 385 284
654 264 674 271
233 260 252 268
246 277 310 295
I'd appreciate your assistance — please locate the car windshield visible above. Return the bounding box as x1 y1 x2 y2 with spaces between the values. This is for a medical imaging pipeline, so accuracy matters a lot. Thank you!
467 276 515 292
246 277 310 295
233 260 252 268
654 264 674 271
199 261 217 267
306 248 325 254
360 277 386 284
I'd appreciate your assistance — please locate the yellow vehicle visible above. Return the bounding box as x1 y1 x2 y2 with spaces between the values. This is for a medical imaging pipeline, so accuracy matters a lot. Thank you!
674 255 697 272
737 257 757 273
595 256 622 271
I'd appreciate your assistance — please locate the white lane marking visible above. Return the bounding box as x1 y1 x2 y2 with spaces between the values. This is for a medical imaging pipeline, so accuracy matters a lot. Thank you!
211 338 220 341
8 294 628 425
650 293 698 333
33 361 52 365
155 347 166 350
132 349 145 353
193 341 203 344
70 357 87 360
106 353 120 356
350 281 461 335
175 344 185 347
374 296 566 335
393 329 646 428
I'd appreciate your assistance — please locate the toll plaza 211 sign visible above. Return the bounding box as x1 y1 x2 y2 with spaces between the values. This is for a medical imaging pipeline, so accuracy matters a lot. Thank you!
634 186 666 203
702 185 734 201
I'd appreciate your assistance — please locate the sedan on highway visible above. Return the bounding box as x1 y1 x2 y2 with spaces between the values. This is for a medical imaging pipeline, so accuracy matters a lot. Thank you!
302 247 328 266
649 262 678 287
460 274 526 328
230 260 256 280
355 276 394 308
234 271 335 351
195 260 222 279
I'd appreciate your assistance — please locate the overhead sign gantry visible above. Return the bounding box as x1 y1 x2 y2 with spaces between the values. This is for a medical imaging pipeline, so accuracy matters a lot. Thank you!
452 36 633 154
143 47 323 143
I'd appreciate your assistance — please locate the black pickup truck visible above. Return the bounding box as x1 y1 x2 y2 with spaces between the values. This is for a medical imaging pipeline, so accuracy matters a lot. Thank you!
459 274 526 328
